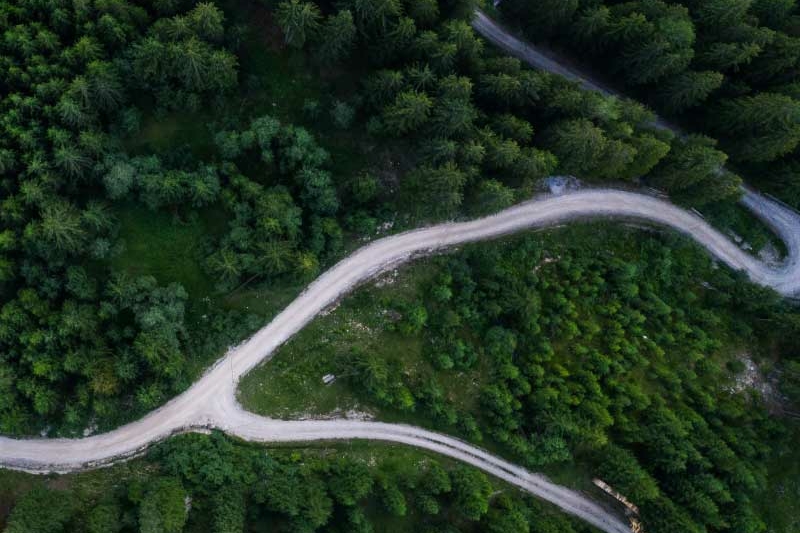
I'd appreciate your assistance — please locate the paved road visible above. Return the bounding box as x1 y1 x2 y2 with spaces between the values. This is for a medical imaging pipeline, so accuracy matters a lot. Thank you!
4 14 800 533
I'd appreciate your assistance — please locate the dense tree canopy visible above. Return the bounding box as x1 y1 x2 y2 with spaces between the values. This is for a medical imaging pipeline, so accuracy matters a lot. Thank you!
254 225 800 533
0 433 595 533
2 1 799 533
501 0 800 206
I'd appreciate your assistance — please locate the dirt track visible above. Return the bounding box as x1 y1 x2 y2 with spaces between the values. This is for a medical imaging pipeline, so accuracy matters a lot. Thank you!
3 14 800 533
2 189 798 533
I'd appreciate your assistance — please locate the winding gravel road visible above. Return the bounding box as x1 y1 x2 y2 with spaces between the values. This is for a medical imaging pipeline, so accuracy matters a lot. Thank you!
2 189 799 533
3 13 800 533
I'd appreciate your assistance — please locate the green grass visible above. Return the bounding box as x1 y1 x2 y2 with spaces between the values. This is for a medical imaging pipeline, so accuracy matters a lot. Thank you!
125 111 216 158
238 259 439 419
110 200 308 388
111 203 223 300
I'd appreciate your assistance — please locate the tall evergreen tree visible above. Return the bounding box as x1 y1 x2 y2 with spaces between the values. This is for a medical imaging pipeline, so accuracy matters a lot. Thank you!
715 93 800 162
317 10 356 63
276 0 322 48
659 70 724 113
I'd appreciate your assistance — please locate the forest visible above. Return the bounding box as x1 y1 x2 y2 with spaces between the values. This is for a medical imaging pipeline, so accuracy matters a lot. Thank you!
499 0 800 207
1 432 595 533
1 0 799 532
240 224 800 533
3 0 792 435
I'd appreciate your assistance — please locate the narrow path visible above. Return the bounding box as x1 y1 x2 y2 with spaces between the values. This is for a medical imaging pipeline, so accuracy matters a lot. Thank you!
3 14 800 533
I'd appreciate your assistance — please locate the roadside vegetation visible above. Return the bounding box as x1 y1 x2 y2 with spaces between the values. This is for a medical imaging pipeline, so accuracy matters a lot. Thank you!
2 0 789 436
499 0 800 208
241 223 800 533
2 0 800 532
0 432 597 533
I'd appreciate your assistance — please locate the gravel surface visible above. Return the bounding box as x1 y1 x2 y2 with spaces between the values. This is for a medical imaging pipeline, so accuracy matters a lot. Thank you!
4 14 800 533
2 189 798 533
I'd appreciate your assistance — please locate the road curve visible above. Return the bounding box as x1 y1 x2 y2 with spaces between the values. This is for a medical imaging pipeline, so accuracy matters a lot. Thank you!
4 14 800 533
2 188 799 533
469 9 800 291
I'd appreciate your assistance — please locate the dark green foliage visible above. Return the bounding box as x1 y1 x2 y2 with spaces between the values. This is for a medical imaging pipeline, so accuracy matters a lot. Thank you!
383 91 434 133
138 478 188 533
4 487 74 533
86 503 122 533
544 119 613 179
658 70 724 113
401 163 467 218
0 0 366 435
276 0 322 48
317 10 357 63
500 0 800 206
650 135 742 206
714 93 800 162
451 467 492 520
594 445 660 503
304 225 800 533
0 272 191 431
0 0 243 434
284 0 692 219
482 494 530 533
502 0 579 38
211 490 245 533
752 0 798 29
469 179 515 215
327 458 374 506
3 433 588 533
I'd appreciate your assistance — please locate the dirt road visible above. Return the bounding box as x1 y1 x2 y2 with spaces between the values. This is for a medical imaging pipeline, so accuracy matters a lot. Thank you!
3 14 800 533
2 188 799 533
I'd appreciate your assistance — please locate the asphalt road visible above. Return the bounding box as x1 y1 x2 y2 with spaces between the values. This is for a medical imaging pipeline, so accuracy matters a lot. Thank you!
3 13 800 533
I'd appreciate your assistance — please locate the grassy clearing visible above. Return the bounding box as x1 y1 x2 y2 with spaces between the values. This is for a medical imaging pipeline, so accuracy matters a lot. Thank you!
124 111 216 159
238 259 438 419
111 204 223 299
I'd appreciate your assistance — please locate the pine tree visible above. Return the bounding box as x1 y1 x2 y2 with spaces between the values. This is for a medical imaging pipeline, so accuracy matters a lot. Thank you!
659 70 724 113
752 0 798 29
716 92 800 162
383 90 433 133
544 118 608 177
276 0 321 48
317 10 356 63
